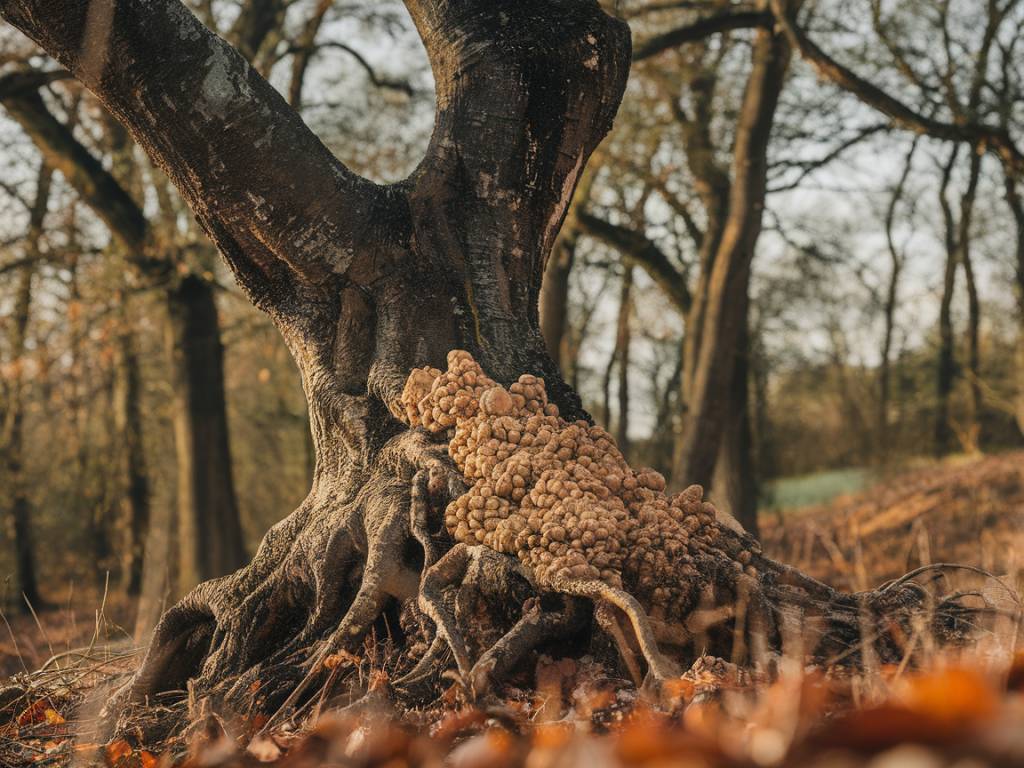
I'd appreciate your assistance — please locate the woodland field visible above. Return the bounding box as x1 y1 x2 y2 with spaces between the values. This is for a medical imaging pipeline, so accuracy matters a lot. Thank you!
1 0 1024 765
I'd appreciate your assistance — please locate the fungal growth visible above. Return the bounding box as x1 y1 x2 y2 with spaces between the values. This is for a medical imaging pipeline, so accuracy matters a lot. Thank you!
400 351 768 683
398 351 983 691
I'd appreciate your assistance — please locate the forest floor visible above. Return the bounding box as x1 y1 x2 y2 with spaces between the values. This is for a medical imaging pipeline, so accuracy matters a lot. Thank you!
2 451 1023 766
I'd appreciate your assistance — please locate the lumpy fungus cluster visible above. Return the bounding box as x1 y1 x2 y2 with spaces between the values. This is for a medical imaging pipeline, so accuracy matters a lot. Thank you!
400 351 760 621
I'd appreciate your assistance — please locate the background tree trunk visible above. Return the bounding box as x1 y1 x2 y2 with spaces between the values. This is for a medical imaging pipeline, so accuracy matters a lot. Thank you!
712 307 758 536
615 266 633 455
1007 175 1024 437
540 232 577 372
165 275 247 591
113 313 151 596
1 161 50 611
935 149 959 456
673 22 792 490
879 140 917 457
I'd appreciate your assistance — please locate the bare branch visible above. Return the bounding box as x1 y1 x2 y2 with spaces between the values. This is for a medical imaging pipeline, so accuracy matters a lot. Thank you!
768 0 1024 178
0 72 148 253
633 9 770 61
768 122 890 193
0 0 388 308
577 210 691 312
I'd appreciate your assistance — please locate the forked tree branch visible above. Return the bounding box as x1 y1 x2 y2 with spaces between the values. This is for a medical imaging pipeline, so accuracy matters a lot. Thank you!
0 0 386 308
576 210 692 312
403 0 631 357
633 9 771 61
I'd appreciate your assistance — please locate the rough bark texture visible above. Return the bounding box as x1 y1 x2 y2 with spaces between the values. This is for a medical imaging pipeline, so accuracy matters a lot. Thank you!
0 0 983 741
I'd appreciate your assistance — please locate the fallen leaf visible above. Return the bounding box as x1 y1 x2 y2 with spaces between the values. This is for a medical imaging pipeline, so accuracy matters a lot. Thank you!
17 699 49 726
105 738 132 766
247 734 282 762
323 650 359 670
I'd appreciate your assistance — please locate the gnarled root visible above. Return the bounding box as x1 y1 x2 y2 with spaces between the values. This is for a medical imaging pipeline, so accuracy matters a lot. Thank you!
107 427 467 740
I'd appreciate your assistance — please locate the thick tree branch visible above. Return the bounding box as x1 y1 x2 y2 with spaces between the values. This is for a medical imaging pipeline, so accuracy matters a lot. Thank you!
0 73 148 254
577 210 691 312
633 9 771 61
768 0 1024 178
0 0 387 303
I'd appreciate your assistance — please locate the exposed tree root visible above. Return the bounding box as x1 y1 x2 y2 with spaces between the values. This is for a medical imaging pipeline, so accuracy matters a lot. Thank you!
105 353 1016 746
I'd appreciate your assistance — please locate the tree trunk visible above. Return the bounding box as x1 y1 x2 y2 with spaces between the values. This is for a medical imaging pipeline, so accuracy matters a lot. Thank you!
615 266 633 454
539 232 577 372
961 242 982 452
935 149 959 457
673 23 792 490
113 313 151 596
879 140 917 457
164 275 247 592
959 154 983 452
712 304 758 536
1006 174 1024 437
1 162 50 611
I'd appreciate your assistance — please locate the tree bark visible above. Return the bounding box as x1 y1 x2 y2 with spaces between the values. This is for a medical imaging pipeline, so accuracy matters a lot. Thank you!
1 160 50 611
112 311 151 596
165 275 247 591
673 20 792 490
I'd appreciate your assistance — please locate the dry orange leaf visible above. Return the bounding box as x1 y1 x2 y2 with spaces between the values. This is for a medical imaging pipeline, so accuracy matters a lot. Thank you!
896 666 997 723
431 707 486 742
532 722 572 750
17 699 49 726
139 750 159 768
662 676 696 704
105 738 133 766
323 650 359 670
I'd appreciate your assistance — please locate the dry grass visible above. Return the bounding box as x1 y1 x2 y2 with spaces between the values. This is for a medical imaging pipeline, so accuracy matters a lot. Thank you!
762 451 1024 591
